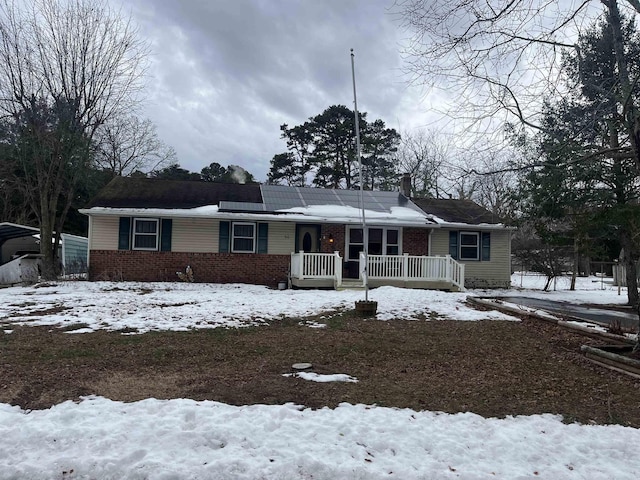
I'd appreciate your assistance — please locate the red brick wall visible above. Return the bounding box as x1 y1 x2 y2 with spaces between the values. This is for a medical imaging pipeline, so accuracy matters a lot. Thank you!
320 224 346 255
317 225 430 257
89 250 290 287
403 228 430 256
89 226 431 286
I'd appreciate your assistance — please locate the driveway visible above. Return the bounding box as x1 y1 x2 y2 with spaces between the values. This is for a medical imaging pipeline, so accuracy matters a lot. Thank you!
496 296 638 330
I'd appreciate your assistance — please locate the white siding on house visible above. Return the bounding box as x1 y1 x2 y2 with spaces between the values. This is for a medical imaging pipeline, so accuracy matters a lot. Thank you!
267 222 295 255
431 228 511 287
89 216 295 255
90 216 119 250
430 230 449 257
173 218 218 253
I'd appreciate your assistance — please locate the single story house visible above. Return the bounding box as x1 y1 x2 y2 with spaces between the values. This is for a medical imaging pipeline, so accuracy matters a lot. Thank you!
79 177 512 290
0 222 89 285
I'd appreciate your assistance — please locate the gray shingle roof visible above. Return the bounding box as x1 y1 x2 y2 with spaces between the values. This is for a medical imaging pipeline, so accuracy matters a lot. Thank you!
86 177 263 209
412 198 501 225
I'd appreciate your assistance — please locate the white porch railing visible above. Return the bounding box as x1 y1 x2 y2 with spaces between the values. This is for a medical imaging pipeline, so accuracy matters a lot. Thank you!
291 251 342 282
365 253 465 291
290 251 465 291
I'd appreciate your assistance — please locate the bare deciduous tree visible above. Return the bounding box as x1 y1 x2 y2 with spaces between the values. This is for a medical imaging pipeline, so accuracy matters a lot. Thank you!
0 0 149 278
95 116 176 178
395 0 602 132
462 150 519 221
395 129 449 198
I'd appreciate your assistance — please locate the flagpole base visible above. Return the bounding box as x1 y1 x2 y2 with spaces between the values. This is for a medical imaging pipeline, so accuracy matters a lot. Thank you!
355 300 378 317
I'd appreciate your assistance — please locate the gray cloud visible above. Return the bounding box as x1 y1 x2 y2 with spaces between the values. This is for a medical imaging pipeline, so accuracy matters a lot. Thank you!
121 0 431 181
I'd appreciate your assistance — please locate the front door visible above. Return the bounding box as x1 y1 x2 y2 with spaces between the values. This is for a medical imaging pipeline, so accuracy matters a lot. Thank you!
296 225 320 253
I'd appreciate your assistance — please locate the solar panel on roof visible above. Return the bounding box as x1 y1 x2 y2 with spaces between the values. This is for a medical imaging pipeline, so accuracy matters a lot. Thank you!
300 189 340 207
260 184 427 214
261 184 306 211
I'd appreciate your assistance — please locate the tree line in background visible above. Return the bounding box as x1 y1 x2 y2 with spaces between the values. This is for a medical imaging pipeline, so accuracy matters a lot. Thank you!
265 104 519 223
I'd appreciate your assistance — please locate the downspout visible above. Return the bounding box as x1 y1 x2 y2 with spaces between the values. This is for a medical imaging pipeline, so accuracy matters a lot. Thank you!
86 215 92 276
61 234 67 273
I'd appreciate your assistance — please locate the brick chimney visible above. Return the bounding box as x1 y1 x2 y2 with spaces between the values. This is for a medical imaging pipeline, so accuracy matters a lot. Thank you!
399 173 412 198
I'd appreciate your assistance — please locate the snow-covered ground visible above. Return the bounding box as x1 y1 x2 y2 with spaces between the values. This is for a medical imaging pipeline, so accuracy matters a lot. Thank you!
3 396 639 480
0 273 625 334
0 281 518 334
1 274 639 479
508 272 628 304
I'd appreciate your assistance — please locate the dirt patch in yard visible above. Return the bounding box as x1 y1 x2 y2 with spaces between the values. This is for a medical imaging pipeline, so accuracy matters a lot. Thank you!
0 314 639 427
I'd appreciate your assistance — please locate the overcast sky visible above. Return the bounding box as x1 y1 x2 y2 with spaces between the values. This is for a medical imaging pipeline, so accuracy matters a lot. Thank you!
120 0 444 182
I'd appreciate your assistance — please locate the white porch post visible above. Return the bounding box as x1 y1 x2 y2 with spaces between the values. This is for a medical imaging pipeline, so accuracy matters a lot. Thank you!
334 251 342 287
299 250 305 278
445 254 452 282
403 253 409 281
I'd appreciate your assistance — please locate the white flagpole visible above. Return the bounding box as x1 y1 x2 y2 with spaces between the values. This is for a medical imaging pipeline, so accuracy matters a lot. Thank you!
350 48 368 302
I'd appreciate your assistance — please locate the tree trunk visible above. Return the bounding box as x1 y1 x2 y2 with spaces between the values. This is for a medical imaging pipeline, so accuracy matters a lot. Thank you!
625 260 638 307
543 276 553 292
570 236 579 290
619 228 639 307
583 256 591 277
39 211 57 281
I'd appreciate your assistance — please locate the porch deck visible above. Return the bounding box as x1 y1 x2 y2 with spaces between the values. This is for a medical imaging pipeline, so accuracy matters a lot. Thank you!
290 252 465 292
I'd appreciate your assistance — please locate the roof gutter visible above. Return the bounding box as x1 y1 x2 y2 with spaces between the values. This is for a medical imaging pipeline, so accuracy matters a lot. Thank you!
78 207 439 229
435 222 516 231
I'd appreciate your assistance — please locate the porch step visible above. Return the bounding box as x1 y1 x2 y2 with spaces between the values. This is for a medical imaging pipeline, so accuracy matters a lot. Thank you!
336 280 366 291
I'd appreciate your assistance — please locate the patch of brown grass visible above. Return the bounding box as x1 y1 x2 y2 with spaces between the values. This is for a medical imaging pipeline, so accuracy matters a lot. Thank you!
0 315 638 426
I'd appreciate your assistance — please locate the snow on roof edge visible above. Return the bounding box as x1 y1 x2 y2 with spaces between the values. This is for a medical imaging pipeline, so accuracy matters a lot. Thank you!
79 206 439 228
79 205 510 229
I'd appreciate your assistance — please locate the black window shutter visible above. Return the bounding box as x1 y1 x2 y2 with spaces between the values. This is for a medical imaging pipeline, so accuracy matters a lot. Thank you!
118 217 131 250
257 223 268 253
481 232 491 261
294 224 300 253
160 219 172 251
219 221 230 253
449 231 458 259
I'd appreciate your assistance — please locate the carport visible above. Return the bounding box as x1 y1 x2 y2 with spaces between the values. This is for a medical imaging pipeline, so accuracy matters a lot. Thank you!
0 223 41 264
0 222 41 285
0 222 89 284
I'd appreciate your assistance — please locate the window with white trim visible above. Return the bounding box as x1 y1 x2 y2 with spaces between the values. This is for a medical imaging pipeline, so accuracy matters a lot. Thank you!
348 228 364 260
386 229 399 255
459 232 480 260
133 218 159 250
347 226 401 260
450 231 490 261
232 222 256 253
